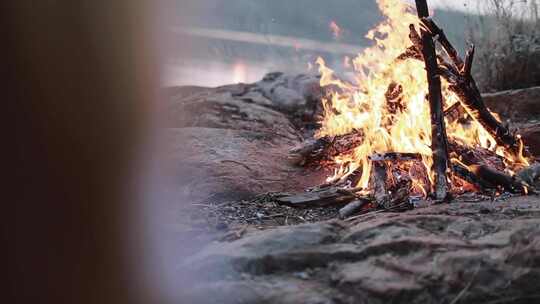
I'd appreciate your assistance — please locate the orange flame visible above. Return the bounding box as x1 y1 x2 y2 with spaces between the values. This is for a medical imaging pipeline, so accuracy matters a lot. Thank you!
315 0 528 194
329 21 342 39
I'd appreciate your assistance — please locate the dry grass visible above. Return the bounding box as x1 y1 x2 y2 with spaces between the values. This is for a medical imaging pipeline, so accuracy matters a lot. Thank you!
466 0 540 92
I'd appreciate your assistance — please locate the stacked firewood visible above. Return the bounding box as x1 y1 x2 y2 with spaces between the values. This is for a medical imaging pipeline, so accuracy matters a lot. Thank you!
283 1 540 219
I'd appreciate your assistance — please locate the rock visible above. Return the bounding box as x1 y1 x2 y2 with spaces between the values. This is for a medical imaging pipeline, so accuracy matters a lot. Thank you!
483 86 540 122
180 196 540 304
165 73 327 203
254 72 323 116
183 222 344 280
166 127 322 203
520 123 540 157
167 85 301 141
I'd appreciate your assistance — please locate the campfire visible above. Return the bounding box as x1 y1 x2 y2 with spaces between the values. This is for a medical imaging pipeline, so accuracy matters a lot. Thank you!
283 0 540 219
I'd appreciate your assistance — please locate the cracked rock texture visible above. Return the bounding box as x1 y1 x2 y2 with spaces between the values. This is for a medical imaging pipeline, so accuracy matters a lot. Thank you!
166 73 325 203
180 197 540 304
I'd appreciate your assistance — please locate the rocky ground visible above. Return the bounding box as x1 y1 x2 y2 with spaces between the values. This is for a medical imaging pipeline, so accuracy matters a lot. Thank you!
165 74 540 303
181 196 540 304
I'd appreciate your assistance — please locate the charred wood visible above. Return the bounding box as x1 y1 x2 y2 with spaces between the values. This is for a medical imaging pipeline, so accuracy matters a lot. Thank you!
396 45 423 61
382 180 413 211
385 82 405 114
415 0 450 201
370 161 389 207
339 199 371 219
463 44 475 84
420 17 464 69
396 25 422 62
448 141 506 171
468 164 527 194
289 132 364 166
451 161 496 190
420 17 523 156
444 102 466 123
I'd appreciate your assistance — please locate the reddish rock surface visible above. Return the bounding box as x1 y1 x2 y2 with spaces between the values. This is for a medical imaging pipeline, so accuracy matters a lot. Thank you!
165 73 326 203
483 86 540 123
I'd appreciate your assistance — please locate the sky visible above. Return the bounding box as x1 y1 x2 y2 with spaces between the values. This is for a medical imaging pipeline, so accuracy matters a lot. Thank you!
431 0 469 10
430 0 537 13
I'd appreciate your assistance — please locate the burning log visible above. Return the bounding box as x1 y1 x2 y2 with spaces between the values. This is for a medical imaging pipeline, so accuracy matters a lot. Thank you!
420 18 464 69
289 132 363 166
448 141 506 171
468 164 527 194
415 0 450 201
451 160 496 191
420 17 524 157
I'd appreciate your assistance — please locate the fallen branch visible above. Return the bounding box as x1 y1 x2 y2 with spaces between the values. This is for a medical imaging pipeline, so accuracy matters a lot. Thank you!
276 187 356 208
339 199 371 219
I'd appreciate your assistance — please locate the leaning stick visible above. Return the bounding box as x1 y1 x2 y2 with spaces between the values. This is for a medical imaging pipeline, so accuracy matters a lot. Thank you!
415 0 450 201
420 17 524 156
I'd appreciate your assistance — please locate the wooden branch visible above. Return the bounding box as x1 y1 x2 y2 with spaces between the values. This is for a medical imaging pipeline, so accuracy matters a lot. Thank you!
443 78 522 155
339 199 371 219
462 44 475 83
276 188 356 208
468 164 527 194
382 180 413 210
289 132 364 166
370 161 389 206
421 18 524 156
451 160 496 190
444 101 466 123
420 17 464 69
415 0 450 201
448 140 506 171
396 45 422 61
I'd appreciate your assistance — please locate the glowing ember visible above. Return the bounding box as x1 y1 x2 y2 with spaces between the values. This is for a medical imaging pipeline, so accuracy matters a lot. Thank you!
315 0 530 196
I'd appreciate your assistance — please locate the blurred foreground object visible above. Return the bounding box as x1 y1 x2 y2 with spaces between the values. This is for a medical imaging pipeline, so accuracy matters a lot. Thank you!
4 1 158 303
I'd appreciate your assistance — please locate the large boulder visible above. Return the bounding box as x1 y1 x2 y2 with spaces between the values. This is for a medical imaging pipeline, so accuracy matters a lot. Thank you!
165 73 326 203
